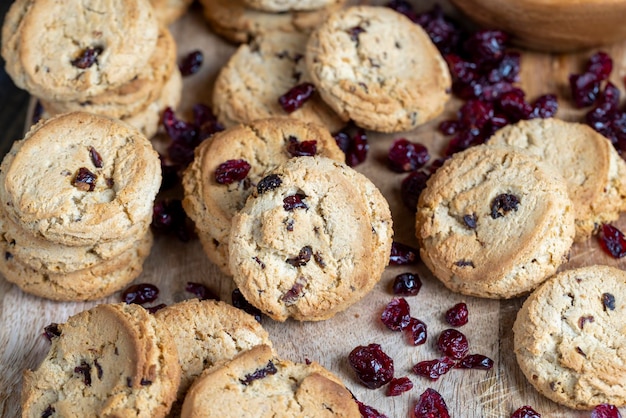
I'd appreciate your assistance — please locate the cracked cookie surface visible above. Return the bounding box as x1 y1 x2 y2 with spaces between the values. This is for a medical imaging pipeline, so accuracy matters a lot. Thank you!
306 5 451 133
513 265 626 410
228 156 392 321
416 144 575 299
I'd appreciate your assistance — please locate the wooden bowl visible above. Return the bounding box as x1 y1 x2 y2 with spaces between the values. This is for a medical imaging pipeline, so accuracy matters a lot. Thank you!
449 0 626 52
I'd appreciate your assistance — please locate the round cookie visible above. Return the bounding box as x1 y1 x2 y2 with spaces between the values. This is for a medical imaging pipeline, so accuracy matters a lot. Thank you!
228 156 393 321
244 0 342 12
0 112 162 246
415 144 575 299
513 265 626 410
212 30 344 133
151 0 194 25
0 231 153 301
180 344 360 418
182 117 345 276
488 118 626 241
305 6 451 133
155 299 273 411
21 303 180 418
1 0 159 101
198 0 346 44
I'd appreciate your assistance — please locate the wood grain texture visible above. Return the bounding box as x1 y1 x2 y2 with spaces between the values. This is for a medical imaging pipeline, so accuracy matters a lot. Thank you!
1 1 626 417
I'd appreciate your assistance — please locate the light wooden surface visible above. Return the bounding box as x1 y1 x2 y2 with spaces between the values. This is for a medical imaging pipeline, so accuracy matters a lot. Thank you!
2 2 626 417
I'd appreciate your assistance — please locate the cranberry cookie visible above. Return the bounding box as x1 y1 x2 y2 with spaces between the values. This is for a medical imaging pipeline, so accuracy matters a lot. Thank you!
243 0 343 12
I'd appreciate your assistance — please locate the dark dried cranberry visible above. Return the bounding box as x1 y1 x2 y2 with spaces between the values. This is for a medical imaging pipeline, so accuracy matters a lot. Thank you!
232 288 263 322
281 277 306 303
437 329 469 359
94 359 103 380
121 283 159 305
439 119 461 136
387 139 430 172
456 354 494 370
405 317 427 346
392 272 422 296
381 298 411 331
386 376 413 396
602 293 616 311
278 82 316 113
445 302 468 326
287 136 317 157
240 361 277 385
464 30 508 62
286 246 312 267
32 101 43 125
487 51 520 83
510 405 541 418
71 46 103 69
215 159 251 184
333 126 369 167
348 344 394 389
459 99 494 130
462 214 477 229
412 388 450 418
257 174 282 194
496 89 532 122
389 242 419 265
72 167 97 191
598 224 626 258
587 52 613 81
355 399 389 418
162 107 198 147
445 55 477 84
74 361 92 386
283 194 308 211
146 304 167 314
89 147 103 168
529 94 558 119
348 26 366 43
151 199 193 242
401 170 429 211
412 357 455 381
179 50 204 76
591 404 622 418
578 315 595 329
185 282 218 301
490 193 520 219
43 323 61 341
414 5 461 54
569 72 601 108
159 157 179 191
194 104 224 140
42 405 55 418
386 0 417 21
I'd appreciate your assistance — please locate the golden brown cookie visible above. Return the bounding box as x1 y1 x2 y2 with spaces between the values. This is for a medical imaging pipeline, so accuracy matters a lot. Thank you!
243 0 342 12
151 0 194 25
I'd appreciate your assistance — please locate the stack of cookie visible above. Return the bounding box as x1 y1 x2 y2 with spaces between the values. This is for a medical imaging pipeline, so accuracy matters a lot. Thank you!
1 0 181 139
0 112 162 301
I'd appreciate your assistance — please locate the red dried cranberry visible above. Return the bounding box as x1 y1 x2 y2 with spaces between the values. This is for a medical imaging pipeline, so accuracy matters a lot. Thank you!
389 241 419 265
490 193 520 218
392 272 422 296
348 344 394 389
215 159 251 184
179 50 204 76
355 399 389 418
151 199 193 242
459 99 494 130
386 0 417 22
240 361 277 385
286 136 317 157
194 103 224 140
464 30 508 62
146 304 167 314
529 94 558 119
445 302 468 326
333 125 369 167
283 194 308 211
43 323 61 341
72 167 97 191
598 223 626 258
578 315 595 329
42 405 55 418
278 82 316 113
232 288 263 322
381 298 411 331
412 357 455 380
74 361 92 386
386 376 413 396
400 170 430 211
387 139 430 172
496 88 532 122
412 388 450 418
414 5 461 54
257 174 282 194
487 51 520 83
348 26 366 43
71 46 103 69
405 317 427 346
510 405 541 418
121 283 159 305
569 72 601 108
437 329 469 359
587 52 613 81
185 282 218 301
286 246 312 267
456 354 494 370
445 55 477 84
89 147 103 168
591 404 622 418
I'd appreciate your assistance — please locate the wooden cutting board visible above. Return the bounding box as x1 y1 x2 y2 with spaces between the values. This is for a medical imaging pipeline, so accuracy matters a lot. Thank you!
1 1 626 416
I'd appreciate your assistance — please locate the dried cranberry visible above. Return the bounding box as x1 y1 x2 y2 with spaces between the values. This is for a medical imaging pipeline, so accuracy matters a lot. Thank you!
578 315 595 329
598 224 626 258
510 405 541 418
215 159 251 184
602 293 616 311
74 361 92 386
185 282 218 301
456 354 494 370
286 246 312 267
278 82 316 113
348 26 366 43
72 167 97 191
496 88 532 122
401 170 430 211
490 193 520 219
587 52 613 81
386 0 417 22
333 126 369 167
569 72 601 108
240 361 277 385
283 194 308 211
414 5 461 54
43 323 61 341
459 99 494 130
389 242 419 265
412 357 455 380
193 103 225 140
463 214 477 229
348 344 394 389
151 199 192 242
381 298 411 331
146 304 167 314
405 317 427 346
387 139 430 172
386 376 413 396
529 94 558 119
437 329 469 359
445 55 477 85
121 283 159 305
41 405 55 418
89 147 103 168
179 50 204 76
487 51 520 83
232 288 263 322
71 46 103 69
257 174 282 194
464 30 508 62
392 272 422 296
445 302 468 326
32 101 43 125
159 157 179 191
287 136 317 157
591 404 622 418
412 388 450 418
355 399 389 418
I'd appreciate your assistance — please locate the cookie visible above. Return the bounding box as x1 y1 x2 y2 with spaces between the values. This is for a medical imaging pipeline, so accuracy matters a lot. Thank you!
513 265 626 410
180 344 360 418
0 112 162 246
151 0 194 25
155 299 273 411
2 0 159 101
182 117 345 275
228 156 393 321
305 5 451 133
416 144 575 299
198 0 345 44
21 303 180 418
0 230 153 301
212 31 344 132
488 118 626 241
243 0 342 12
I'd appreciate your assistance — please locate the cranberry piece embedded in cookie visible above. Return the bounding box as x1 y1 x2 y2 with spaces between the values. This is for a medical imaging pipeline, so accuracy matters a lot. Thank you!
445 303 468 326
578 315 595 329
146 304 167 314
386 376 413 396
591 404 622 418
348 344 394 389
413 388 450 418
389 242 419 265
510 405 541 418
283 194 308 211
278 82 316 113
490 193 520 219
286 136 317 157
387 139 430 172
74 361 92 386
456 354 494 370
71 46 103 69
232 288 263 322
239 361 277 385
72 167 97 191
43 323 61 341
42 405 55 418
89 146 103 168
462 214 477 229
215 159 251 185
257 174 282 194
348 26 366 43
286 246 312 267
437 329 469 359
392 272 422 296
179 50 204 76
121 283 159 305
185 282 219 301
381 298 411 331
598 224 626 258
602 293 616 311
405 317 427 346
